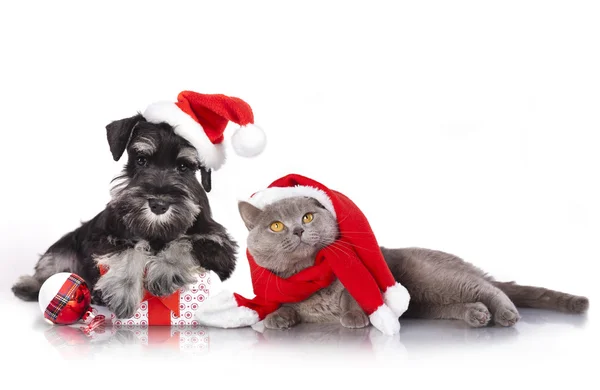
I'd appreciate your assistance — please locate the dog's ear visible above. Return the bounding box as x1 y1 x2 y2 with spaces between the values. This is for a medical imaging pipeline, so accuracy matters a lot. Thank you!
106 114 144 161
238 201 262 230
200 166 212 193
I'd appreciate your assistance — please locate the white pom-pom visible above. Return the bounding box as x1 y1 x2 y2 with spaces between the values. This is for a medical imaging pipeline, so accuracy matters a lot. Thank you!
231 124 267 157
369 304 401 335
384 282 411 317
39 272 72 316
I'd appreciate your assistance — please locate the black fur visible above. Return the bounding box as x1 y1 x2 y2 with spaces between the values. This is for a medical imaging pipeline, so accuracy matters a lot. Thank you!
12 117 238 308
106 114 143 161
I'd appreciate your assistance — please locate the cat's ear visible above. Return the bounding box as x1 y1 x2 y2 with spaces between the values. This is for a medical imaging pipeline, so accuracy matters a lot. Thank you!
238 201 263 230
306 197 327 211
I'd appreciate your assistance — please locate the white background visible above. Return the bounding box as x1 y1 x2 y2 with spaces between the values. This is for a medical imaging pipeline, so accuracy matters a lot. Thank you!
0 1 598 388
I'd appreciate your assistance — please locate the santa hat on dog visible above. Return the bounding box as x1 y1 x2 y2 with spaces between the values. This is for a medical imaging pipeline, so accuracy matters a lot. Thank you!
194 174 411 335
142 91 266 170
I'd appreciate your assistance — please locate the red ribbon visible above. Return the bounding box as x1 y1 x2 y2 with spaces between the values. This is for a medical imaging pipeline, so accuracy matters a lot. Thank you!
147 327 181 348
143 290 181 326
79 309 106 336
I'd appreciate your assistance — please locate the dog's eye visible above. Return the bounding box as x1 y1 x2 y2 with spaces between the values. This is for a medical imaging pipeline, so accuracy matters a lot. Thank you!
136 156 147 166
177 163 189 173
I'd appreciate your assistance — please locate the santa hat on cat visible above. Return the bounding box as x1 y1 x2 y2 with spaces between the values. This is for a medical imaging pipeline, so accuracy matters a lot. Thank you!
143 90 266 170
194 174 411 335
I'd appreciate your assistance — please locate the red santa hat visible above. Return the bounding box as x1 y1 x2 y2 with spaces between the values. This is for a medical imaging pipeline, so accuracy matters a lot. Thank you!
195 174 410 335
142 91 266 170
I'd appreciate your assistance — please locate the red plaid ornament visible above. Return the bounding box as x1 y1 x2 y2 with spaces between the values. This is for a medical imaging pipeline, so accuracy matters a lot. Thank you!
39 273 105 333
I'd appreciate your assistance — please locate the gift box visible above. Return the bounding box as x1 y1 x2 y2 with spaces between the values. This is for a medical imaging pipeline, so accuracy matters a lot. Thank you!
111 325 210 353
43 324 210 357
108 272 211 326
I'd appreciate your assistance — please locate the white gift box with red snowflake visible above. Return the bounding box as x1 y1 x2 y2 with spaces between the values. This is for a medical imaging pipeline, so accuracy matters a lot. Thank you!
111 325 210 354
110 272 211 326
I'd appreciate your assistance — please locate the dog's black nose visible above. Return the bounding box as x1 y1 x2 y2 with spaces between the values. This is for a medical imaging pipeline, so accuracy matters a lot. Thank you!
293 227 304 237
148 199 171 215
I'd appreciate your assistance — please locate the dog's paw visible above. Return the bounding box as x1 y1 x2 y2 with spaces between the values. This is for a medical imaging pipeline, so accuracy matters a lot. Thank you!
95 274 143 319
103 285 143 319
340 310 370 329
108 295 141 319
145 273 185 297
144 260 196 297
264 307 299 330
91 288 106 306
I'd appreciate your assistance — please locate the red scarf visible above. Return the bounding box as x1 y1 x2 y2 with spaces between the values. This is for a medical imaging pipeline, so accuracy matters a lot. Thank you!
233 249 336 319
232 175 397 319
193 175 408 335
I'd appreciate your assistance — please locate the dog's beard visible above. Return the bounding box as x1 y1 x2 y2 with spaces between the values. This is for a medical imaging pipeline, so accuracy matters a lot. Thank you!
111 184 200 242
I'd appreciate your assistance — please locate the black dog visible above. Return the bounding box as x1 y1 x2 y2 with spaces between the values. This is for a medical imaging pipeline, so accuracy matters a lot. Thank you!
12 114 238 318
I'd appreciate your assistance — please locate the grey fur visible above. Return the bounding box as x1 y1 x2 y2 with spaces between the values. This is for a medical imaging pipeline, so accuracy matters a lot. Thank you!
264 306 300 330
93 236 210 317
12 120 239 315
94 241 150 318
12 251 80 301
12 275 42 302
383 247 588 326
239 198 338 276
240 197 369 330
144 238 201 297
240 197 590 330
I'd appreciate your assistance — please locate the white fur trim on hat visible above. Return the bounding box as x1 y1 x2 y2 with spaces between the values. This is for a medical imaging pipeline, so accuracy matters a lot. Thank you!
369 304 400 335
384 282 410 318
247 186 337 219
143 102 226 170
231 124 267 157
194 290 259 328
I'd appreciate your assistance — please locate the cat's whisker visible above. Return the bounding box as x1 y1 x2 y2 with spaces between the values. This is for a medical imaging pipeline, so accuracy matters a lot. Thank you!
336 239 380 253
274 276 287 297
334 212 354 225
323 241 353 258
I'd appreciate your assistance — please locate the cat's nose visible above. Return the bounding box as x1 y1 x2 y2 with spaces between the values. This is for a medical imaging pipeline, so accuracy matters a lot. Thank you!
293 227 304 237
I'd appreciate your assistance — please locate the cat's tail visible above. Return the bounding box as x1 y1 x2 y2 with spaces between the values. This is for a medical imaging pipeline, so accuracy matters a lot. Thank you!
492 281 589 314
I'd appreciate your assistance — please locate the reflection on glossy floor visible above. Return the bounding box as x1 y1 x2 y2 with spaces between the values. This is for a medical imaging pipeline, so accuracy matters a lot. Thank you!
23 307 592 360
3 290 595 389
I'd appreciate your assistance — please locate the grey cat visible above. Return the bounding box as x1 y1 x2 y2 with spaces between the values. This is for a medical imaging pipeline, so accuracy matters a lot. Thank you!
238 197 589 330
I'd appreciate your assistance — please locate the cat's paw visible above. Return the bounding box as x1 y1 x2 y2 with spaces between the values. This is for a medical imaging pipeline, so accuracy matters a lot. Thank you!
464 302 491 327
264 307 299 330
494 305 520 327
340 310 370 329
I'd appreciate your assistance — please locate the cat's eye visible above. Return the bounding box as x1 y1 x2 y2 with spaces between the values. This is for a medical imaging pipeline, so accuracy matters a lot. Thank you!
270 221 285 232
302 213 314 224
